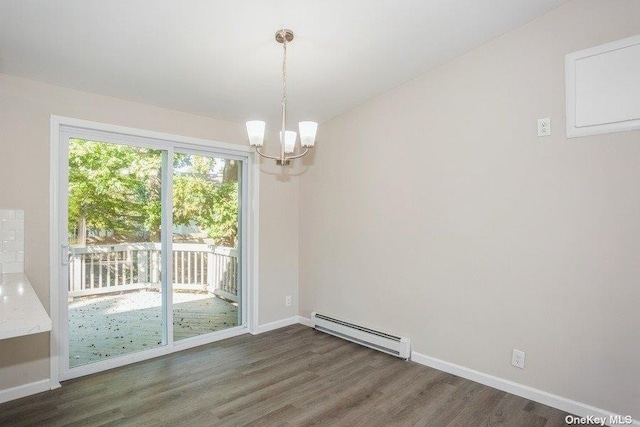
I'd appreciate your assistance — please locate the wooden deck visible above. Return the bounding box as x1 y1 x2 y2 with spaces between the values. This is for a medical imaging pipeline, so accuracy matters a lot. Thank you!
69 290 238 367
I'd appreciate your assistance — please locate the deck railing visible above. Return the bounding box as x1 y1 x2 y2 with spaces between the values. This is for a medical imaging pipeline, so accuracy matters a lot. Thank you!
68 243 239 301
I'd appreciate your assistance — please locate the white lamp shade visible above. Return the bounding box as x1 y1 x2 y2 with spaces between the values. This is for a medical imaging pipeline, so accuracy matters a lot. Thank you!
246 121 266 147
280 131 297 154
299 121 318 147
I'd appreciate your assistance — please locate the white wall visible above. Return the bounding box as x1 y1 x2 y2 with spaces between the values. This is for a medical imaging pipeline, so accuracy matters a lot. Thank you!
299 0 640 419
0 73 299 391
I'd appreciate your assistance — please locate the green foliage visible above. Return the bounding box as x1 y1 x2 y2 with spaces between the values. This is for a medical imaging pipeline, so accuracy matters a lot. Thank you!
173 177 238 247
205 182 238 247
68 139 238 246
68 139 160 241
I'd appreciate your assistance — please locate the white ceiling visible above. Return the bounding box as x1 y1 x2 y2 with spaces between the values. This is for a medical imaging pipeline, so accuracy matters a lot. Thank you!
0 0 568 127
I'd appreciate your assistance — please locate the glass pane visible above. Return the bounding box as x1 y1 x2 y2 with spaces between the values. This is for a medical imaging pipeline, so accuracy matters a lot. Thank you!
172 153 241 341
67 139 165 368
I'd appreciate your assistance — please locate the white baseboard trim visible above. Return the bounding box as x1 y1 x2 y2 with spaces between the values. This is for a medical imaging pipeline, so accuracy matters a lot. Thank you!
411 352 639 426
253 315 312 334
297 316 312 327
254 316 300 334
0 379 54 404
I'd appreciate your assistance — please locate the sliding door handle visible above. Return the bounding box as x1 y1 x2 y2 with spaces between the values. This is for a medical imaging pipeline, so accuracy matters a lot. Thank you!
61 245 73 265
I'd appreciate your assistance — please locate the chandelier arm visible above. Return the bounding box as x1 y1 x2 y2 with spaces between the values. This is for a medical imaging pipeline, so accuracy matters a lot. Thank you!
283 147 310 161
255 147 281 161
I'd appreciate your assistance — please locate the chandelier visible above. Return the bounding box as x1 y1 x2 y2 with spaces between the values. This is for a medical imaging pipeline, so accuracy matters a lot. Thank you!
246 29 318 165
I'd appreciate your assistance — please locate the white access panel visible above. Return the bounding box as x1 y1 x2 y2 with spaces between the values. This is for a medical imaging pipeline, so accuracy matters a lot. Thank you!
566 35 640 138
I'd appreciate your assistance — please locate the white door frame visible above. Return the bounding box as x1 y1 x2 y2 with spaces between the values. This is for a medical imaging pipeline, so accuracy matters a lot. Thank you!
49 115 260 385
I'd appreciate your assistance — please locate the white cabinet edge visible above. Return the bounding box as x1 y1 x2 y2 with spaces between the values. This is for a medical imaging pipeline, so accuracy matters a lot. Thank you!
565 34 640 138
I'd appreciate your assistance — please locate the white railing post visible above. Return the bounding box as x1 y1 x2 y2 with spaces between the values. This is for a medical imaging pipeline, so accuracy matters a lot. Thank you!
207 245 215 294
138 249 148 284
151 249 158 284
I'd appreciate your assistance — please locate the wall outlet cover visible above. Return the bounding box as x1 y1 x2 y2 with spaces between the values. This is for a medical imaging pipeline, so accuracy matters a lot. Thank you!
512 349 525 369
537 117 551 137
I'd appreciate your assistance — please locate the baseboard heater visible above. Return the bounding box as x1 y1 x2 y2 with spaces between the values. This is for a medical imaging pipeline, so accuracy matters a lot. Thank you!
311 312 410 359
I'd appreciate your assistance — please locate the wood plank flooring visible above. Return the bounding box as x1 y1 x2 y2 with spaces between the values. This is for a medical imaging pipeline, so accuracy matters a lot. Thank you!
0 325 571 426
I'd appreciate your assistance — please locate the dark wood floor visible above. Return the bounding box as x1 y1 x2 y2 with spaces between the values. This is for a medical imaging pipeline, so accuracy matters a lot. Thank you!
0 325 571 426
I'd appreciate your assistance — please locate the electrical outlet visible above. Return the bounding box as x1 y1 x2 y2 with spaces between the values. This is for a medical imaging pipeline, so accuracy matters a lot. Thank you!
537 117 551 137
285 295 292 307
512 349 525 369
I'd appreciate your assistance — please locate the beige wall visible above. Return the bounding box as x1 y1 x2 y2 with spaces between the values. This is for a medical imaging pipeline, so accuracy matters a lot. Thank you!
0 73 299 391
299 0 640 418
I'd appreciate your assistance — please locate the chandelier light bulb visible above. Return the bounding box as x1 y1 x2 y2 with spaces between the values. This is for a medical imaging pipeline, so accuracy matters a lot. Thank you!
299 121 318 147
246 121 266 147
280 131 297 154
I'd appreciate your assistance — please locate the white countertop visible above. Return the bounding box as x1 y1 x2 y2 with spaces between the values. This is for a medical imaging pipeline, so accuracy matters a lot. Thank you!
0 273 52 340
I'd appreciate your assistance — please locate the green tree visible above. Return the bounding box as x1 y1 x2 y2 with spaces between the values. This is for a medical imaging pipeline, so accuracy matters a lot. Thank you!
68 139 161 244
68 139 238 247
172 156 238 247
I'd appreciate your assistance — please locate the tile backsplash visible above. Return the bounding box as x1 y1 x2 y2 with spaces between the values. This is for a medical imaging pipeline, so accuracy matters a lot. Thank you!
0 209 25 274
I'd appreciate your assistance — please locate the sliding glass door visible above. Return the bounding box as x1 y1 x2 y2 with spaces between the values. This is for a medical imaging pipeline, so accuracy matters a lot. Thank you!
58 126 248 379
172 151 242 341
66 139 167 368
